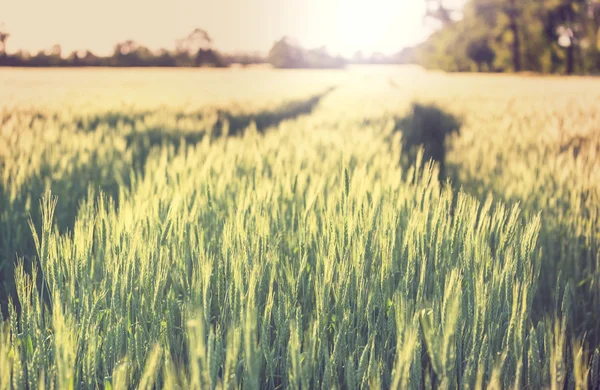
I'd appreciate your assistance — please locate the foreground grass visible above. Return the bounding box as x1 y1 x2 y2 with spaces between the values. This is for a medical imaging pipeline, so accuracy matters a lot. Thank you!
1 68 599 389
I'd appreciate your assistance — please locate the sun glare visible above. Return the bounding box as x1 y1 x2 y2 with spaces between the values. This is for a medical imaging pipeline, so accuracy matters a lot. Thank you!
333 1 429 55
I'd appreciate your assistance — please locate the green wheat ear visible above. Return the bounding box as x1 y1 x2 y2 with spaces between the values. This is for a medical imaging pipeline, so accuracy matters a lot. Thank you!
344 167 350 198
206 184 212 209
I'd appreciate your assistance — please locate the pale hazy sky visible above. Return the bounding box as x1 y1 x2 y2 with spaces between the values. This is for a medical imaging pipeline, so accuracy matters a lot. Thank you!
2 0 465 56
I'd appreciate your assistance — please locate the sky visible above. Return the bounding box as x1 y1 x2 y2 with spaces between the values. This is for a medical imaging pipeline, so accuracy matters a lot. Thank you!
2 0 465 57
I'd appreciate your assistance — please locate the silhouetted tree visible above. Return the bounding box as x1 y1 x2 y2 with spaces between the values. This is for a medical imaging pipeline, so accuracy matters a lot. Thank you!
45 44 63 66
67 51 80 66
177 28 212 55
196 49 226 67
72 50 101 67
268 37 307 68
113 40 138 66
0 23 9 55
425 0 459 26
174 28 225 67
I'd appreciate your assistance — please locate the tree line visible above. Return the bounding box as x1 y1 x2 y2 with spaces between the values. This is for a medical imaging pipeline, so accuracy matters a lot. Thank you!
412 0 600 74
0 25 346 69
0 27 271 68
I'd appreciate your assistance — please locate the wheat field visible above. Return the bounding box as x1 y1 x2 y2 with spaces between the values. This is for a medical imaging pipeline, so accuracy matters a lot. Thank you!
0 66 599 389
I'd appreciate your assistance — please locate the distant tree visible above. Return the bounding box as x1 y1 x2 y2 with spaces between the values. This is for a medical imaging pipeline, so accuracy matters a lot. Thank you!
78 50 101 67
15 50 30 60
175 28 225 67
135 45 154 65
469 0 523 71
114 40 139 62
543 0 592 74
467 38 496 71
0 23 9 55
267 37 307 68
29 50 49 66
177 28 212 55
67 51 79 66
42 44 63 66
112 40 154 66
50 44 61 57
154 49 176 67
505 0 522 71
587 0 600 70
415 17 474 72
425 0 462 26
122 40 138 55
305 46 345 68
196 49 226 67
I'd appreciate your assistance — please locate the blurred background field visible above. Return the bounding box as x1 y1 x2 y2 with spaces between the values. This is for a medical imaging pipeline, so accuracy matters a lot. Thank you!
1 65 599 389
0 67 349 110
